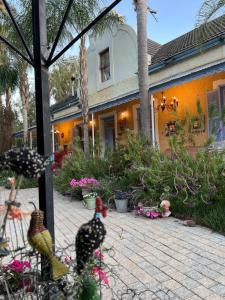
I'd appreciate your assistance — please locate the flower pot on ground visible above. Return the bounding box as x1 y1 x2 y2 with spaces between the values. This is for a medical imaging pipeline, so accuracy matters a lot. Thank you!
70 178 100 209
83 193 97 210
114 191 129 213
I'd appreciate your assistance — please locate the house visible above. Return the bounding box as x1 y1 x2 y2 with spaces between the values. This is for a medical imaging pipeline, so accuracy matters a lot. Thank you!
15 15 225 153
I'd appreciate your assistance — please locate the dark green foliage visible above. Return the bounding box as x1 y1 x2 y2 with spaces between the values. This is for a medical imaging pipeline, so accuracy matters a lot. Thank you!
0 170 38 189
54 113 225 232
78 277 100 300
54 147 110 195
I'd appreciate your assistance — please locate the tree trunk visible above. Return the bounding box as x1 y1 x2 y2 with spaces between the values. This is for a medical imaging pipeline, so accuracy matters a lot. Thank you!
5 88 11 111
136 0 152 142
19 63 30 146
79 35 90 159
0 95 3 154
2 89 13 152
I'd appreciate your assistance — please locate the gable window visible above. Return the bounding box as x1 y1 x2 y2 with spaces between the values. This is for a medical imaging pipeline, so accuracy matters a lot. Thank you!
100 48 110 82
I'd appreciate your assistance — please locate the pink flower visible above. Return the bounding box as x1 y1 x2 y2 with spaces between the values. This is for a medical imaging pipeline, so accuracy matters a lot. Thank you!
23 261 31 268
92 266 109 286
64 256 72 265
94 250 104 260
70 178 100 189
7 260 31 273
8 260 23 273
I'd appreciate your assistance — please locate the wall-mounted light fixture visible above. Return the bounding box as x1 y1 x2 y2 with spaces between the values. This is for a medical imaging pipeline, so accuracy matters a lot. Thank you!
89 120 95 127
118 111 127 131
155 92 179 112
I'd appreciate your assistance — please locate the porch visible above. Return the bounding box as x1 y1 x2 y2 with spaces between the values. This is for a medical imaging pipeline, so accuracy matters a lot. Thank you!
51 70 225 154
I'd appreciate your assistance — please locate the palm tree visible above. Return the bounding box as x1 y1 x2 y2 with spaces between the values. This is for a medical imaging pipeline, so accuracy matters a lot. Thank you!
0 48 19 153
67 1 124 158
134 0 152 142
50 58 79 102
1 0 73 146
197 0 225 25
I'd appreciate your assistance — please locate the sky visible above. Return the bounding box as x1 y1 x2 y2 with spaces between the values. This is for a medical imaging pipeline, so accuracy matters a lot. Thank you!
116 0 204 45
12 0 206 108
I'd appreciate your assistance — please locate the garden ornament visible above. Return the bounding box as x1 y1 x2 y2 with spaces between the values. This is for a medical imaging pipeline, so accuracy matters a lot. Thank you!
160 200 171 218
76 197 107 275
27 202 68 280
0 148 49 179
0 236 9 257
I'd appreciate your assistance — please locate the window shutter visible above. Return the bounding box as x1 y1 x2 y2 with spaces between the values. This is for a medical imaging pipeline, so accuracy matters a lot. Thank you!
207 89 224 142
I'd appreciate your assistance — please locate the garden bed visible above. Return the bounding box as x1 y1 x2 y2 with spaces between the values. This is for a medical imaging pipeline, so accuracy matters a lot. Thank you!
54 127 225 234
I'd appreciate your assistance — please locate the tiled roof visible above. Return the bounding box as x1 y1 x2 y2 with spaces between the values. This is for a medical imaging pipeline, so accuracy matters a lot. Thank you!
50 94 79 113
147 39 161 56
151 14 225 65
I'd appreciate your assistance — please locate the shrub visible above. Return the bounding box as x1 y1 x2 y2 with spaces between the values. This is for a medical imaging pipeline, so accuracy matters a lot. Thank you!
54 147 110 195
0 170 38 189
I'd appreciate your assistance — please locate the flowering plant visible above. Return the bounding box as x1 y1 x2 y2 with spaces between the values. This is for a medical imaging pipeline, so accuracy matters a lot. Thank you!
91 249 109 286
83 192 97 199
135 202 161 219
1 259 34 294
70 178 100 191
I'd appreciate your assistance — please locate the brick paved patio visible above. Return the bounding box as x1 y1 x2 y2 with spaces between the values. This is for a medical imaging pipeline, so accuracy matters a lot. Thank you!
2 188 225 299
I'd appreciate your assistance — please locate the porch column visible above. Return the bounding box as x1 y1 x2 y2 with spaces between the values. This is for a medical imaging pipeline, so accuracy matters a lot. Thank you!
151 95 155 146
92 112 95 157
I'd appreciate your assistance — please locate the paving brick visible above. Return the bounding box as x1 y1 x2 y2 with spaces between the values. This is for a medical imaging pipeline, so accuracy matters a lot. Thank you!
181 277 200 289
173 286 194 299
192 285 213 298
163 279 181 290
197 277 216 288
210 283 225 296
8 188 225 299
185 270 204 280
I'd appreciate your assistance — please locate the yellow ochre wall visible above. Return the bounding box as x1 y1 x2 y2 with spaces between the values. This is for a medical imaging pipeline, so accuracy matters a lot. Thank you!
53 71 225 152
155 71 225 152
54 118 82 148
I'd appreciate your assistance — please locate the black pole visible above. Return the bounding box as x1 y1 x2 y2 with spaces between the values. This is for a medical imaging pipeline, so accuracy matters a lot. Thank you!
32 0 54 241
47 0 74 64
2 0 33 61
0 35 33 66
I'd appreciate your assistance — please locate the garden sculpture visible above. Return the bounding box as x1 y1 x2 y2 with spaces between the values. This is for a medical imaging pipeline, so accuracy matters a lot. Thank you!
27 202 68 280
0 148 49 179
160 200 171 217
75 197 107 274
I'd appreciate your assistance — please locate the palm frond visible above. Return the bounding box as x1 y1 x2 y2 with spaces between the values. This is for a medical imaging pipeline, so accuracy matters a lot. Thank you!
196 0 225 26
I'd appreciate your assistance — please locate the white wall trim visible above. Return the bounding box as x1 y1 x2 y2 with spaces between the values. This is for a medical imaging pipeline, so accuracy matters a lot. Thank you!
98 111 117 153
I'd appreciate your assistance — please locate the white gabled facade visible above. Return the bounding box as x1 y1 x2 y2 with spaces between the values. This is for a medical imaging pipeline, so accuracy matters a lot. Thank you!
87 24 139 107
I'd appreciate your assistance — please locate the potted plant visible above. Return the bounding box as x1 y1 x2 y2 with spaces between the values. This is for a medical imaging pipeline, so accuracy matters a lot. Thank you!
70 178 100 209
114 190 129 213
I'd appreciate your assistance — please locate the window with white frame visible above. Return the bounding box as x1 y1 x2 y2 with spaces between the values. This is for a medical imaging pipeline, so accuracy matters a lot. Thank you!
99 48 110 82
207 86 225 144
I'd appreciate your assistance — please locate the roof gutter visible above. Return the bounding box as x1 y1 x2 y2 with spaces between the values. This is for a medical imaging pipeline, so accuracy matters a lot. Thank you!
149 59 225 94
149 35 225 74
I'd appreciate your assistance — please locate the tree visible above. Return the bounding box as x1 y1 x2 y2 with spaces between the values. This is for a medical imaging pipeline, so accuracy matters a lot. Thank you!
0 54 18 153
197 0 225 25
0 16 19 153
67 1 124 158
1 0 73 146
134 0 152 142
50 58 79 102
